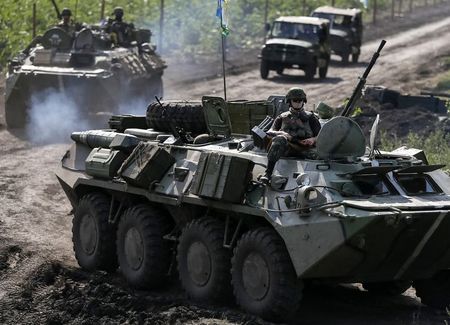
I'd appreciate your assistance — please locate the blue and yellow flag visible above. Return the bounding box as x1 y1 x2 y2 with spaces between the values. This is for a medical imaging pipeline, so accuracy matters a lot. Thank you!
216 0 230 36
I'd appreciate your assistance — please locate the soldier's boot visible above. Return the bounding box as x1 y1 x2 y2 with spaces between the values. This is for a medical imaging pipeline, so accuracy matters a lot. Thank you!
259 160 276 184
259 135 288 185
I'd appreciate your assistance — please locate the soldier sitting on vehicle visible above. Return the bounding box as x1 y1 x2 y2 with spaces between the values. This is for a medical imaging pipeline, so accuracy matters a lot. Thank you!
57 8 83 36
107 7 136 47
260 87 321 183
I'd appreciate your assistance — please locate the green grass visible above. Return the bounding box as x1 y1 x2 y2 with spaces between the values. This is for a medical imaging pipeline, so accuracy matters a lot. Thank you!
436 71 450 91
380 130 450 171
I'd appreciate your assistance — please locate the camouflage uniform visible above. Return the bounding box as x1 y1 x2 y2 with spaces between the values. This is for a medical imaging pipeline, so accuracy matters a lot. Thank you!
263 87 321 181
107 7 135 47
57 8 76 36
268 108 321 162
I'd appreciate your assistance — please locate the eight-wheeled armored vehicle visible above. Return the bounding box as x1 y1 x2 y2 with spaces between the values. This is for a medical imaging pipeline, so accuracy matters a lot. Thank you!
259 16 331 80
56 42 450 321
5 23 166 128
312 6 363 63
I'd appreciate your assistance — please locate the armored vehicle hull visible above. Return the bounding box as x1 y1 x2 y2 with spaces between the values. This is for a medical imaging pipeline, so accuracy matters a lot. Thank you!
5 27 165 128
56 95 450 321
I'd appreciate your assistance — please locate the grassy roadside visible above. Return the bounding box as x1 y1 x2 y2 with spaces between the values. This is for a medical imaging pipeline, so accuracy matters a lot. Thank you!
380 55 450 168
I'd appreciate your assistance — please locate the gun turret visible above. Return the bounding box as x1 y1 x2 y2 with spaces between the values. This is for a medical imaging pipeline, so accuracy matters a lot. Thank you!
341 40 386 117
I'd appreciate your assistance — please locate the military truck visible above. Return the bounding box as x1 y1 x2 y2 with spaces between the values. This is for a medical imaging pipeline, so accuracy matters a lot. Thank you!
311 6 363 63
56 42 450 321
259 16 331 80
5 21 166 128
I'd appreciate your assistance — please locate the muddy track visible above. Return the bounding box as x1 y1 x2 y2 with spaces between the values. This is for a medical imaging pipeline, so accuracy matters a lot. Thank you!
1 5 450 324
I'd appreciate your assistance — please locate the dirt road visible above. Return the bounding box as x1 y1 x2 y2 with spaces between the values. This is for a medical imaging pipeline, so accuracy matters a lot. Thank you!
1 9 450 325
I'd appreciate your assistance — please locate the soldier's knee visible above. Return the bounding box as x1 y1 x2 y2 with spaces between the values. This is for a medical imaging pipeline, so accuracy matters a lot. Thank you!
268 136 289 161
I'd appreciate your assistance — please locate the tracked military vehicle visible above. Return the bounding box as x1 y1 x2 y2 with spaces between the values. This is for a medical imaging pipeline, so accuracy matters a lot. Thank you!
57 41 450 321
312 6 363 63
5 21 166 128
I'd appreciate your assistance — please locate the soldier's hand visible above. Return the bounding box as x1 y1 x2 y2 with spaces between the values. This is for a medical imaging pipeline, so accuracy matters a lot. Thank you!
299 137 316 147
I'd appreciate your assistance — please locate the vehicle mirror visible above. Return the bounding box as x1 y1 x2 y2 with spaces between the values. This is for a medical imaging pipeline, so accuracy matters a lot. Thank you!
265 23 271 32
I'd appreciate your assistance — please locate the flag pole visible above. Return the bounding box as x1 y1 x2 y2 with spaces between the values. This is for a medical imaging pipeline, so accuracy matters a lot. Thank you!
219 1 227 100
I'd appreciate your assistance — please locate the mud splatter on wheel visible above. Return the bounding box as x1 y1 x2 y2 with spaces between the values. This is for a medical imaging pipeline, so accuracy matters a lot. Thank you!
116 204 172 289
231 228 303 322
177 217 232 301
72 193 118 272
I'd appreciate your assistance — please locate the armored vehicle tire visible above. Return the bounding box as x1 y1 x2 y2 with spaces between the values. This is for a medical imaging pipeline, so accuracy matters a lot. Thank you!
304 65 316 81
177 218 232 301
231 228 302 322
352 53 359 63
260 60 269 79
414 270 450 309
116 204 172 289
146 101 207 135
72 193 118 272
362 280 411 296
276 68 284 75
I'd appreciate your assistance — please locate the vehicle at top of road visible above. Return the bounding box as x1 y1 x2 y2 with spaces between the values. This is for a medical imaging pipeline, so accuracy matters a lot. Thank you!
56 42 450 322
258 16 331 80
5 15 166 129
311 6 363 64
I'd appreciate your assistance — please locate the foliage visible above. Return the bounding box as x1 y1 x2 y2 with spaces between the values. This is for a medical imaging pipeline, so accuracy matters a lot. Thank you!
380 130 450 170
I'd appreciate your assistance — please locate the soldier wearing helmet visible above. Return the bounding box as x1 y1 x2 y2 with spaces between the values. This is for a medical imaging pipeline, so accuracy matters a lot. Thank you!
56 8 83 36
260 87 321 183
107 6 135 47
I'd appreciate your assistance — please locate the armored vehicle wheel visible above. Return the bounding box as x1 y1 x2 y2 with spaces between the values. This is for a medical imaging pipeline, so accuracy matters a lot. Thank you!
231 228 302 322
304 65 316 81
319 64 328 79
276 68 284 75
260 60 269 79
116 204 172 289
177 218 232 301
363 280 411 296
414 270 450 309
352 53 359 63
72 193 118 272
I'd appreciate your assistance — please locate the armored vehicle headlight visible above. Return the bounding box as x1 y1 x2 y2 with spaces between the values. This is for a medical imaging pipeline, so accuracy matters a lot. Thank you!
296 173 311 187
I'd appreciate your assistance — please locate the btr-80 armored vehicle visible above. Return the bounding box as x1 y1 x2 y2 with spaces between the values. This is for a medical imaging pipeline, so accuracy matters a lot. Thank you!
5 22 166 128
312 6 363 63
259 16 331 80
56 42 450 321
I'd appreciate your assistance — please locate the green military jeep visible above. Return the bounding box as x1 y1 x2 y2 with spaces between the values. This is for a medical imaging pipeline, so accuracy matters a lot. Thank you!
259 16 331 80
311 6 363 63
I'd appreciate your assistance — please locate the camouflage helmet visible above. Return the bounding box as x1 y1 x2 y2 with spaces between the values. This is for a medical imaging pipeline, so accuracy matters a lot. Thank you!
61 8 72 17
113 6 124 16
286 87 307 103
316 102 334 119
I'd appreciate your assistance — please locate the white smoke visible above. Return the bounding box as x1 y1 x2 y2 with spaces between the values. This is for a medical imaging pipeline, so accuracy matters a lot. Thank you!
26 89 91 144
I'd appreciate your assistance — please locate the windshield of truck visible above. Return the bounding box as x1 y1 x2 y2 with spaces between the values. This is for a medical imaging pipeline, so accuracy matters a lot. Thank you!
270 22 319 42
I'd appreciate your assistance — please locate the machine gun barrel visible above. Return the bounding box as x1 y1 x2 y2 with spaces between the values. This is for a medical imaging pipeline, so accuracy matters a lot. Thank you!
341 40 386 117
50 0 61 19
71 130 118 148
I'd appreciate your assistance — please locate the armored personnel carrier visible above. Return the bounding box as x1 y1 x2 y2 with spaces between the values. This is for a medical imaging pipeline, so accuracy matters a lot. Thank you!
5 22 166 128
312 6 363 63
56 42 450 321
259 16 331 80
